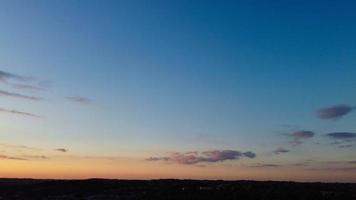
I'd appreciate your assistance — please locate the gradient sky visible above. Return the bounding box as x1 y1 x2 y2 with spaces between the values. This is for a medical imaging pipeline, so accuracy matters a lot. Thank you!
1 0 356 182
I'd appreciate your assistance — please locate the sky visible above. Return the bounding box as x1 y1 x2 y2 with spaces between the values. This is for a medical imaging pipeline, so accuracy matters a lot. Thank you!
0 0 356 182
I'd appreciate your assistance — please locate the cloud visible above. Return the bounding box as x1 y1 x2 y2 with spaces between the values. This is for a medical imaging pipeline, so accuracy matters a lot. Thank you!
288 130 315 146
307 167 356 172
66 96 93 104
273 147 290 154
56 148 69 152
292 130 315 139
326 133 356 148
248 164 281 168
56 154 123 161
326 132 356 140
0 90 43 101
291 161 312 167
0 70 30 83
242 151 257 158
0 108 41 118
338 144 353 148
0 70 49 91
146 157 170 161
22 155 49 160
317 104 354 119
0 154 27 160
0 143 42 151
12 84 45 91
146 150 256 165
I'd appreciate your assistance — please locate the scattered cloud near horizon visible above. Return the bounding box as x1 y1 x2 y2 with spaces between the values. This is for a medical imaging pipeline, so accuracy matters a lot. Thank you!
307 167 356 172
0 154 27 161
147 150 256 165
55 148 69 152
22 155 48 160
338 144 353 148
274 147 290 155
318 105 354 119
0 143 42 151
248 164 281 168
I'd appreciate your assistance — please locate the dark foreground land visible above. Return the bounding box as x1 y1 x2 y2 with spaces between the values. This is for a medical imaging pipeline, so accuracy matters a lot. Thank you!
0 179 355 200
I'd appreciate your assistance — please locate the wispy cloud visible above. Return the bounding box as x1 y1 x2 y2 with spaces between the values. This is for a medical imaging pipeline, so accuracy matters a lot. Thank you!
0 154 27 160
317 104 354 119
22 155 49 160
147 150 256 165
307 167 356 172
247 160 356 170
12 84 45 91
338 144 353 148
146 156 170 162
287 130 315 146
291 161 312 167
0 152 48 161
0 90 43 101
273 147 290 154
292 130 315 139
0 143 42 151
55 148 69 152
66 96 93 104
0 108 41 118
326 132 356 140
0 70 30 83
248 164 281 168
0 70 48 93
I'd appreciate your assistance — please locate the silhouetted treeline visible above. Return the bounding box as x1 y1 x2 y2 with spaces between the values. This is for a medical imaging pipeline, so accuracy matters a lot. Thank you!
0 178 355 200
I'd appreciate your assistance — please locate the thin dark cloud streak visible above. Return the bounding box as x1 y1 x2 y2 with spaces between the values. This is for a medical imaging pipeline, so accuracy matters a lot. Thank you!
0 70 31 82
0 143 43 151
22 155 49 160
55 148 69 152
307 167 356 172
0 70 46 92
0 154 27 160
0 90 43 101
66 96 93 104
338 144 353 148
274 147 290 154
248 164 281 168
318 104 354 119
0 108 42 118
0 154 48 161
246 160 356 171
326 132 356 139
325 132 356 148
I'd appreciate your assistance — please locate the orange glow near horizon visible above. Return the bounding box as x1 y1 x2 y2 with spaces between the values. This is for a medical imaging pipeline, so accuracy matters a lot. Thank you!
1 158 356 183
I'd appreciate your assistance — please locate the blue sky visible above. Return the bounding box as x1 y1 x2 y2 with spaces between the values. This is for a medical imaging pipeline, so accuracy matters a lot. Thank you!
0 0 356 181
